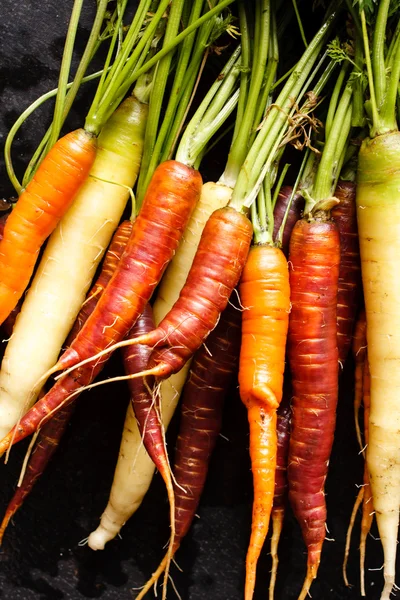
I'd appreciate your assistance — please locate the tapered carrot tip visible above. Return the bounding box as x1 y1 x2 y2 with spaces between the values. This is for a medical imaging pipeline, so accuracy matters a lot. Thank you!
134 547 179 600
298 556 320 600
0 433 12 457
269 511 284 600
0 512 12 545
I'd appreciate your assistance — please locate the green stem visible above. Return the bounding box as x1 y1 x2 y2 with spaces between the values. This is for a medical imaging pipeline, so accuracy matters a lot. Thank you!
176 46 240 164
312 81 353 203
145 0 207 177
136 0 186 203
372 0 390 108
360 8 380 136
188 89 239 163
86 0 167 133
24 0 110 184
161 48 209 162
292 0 307 48
352 30 366 127
250 10 279 140
231 0 251 142
271 163 290 210
5 69 105 194
230 11 337 211
91 0 236 131
325 63 348 140
47 0 84 151
222 0 270 187
380 33 400 133
276 148 309 247
88 0 133 121
109 0 234 118
332 106 353 191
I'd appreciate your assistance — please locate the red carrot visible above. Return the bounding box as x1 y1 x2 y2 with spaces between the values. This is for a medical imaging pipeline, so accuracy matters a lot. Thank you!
65 220 133 344
56 207 253 381
269 386 292 599
135 298 242 600
0 221 133 540
287 217 340 598
331 181 361 366
56 160 202 371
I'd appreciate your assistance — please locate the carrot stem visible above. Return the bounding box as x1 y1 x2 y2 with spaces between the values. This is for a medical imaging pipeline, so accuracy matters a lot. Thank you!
360 8 381 135
136 0 186 203
139 0 205 190
46 0 84 152
372 0 390 109
4 69 105 195
222 0 270 187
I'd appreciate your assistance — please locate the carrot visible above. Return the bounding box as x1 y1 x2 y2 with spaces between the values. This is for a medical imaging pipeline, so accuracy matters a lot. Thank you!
134 297 241 600
0 220 132 542
287 217 340 599
65 219 133 345
55 160 202 372
352 309 367 452
353 3 400 594
120 305 180 585
360 357 373 597
239 244 290 600
0 128 96 324
269 390 291 600
0 95 147 441
331 180 361 367
357 130 400 599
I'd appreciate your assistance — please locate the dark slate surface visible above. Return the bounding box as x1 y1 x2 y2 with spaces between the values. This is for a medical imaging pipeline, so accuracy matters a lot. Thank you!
0 2 395 599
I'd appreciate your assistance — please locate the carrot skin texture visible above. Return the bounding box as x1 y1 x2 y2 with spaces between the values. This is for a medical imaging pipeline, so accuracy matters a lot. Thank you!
0 129 96 324
331 181 361 366
239 245 290 600
273 186 304 257
287 218 340 589
57 160 202 370
173 298 241 543
145 207 253 379
121 305 158 469
66 220 133 344
356 132 400 599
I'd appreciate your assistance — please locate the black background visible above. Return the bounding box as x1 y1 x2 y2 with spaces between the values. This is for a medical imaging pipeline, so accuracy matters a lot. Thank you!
0 1 394 599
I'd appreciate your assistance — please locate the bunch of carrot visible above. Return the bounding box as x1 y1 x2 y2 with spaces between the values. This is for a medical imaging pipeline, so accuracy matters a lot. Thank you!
3 1 400 600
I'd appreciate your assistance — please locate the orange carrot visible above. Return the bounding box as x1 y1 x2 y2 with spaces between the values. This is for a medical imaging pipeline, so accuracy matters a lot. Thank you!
0 128 96 324
287 217 340 598
238 244 290 600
